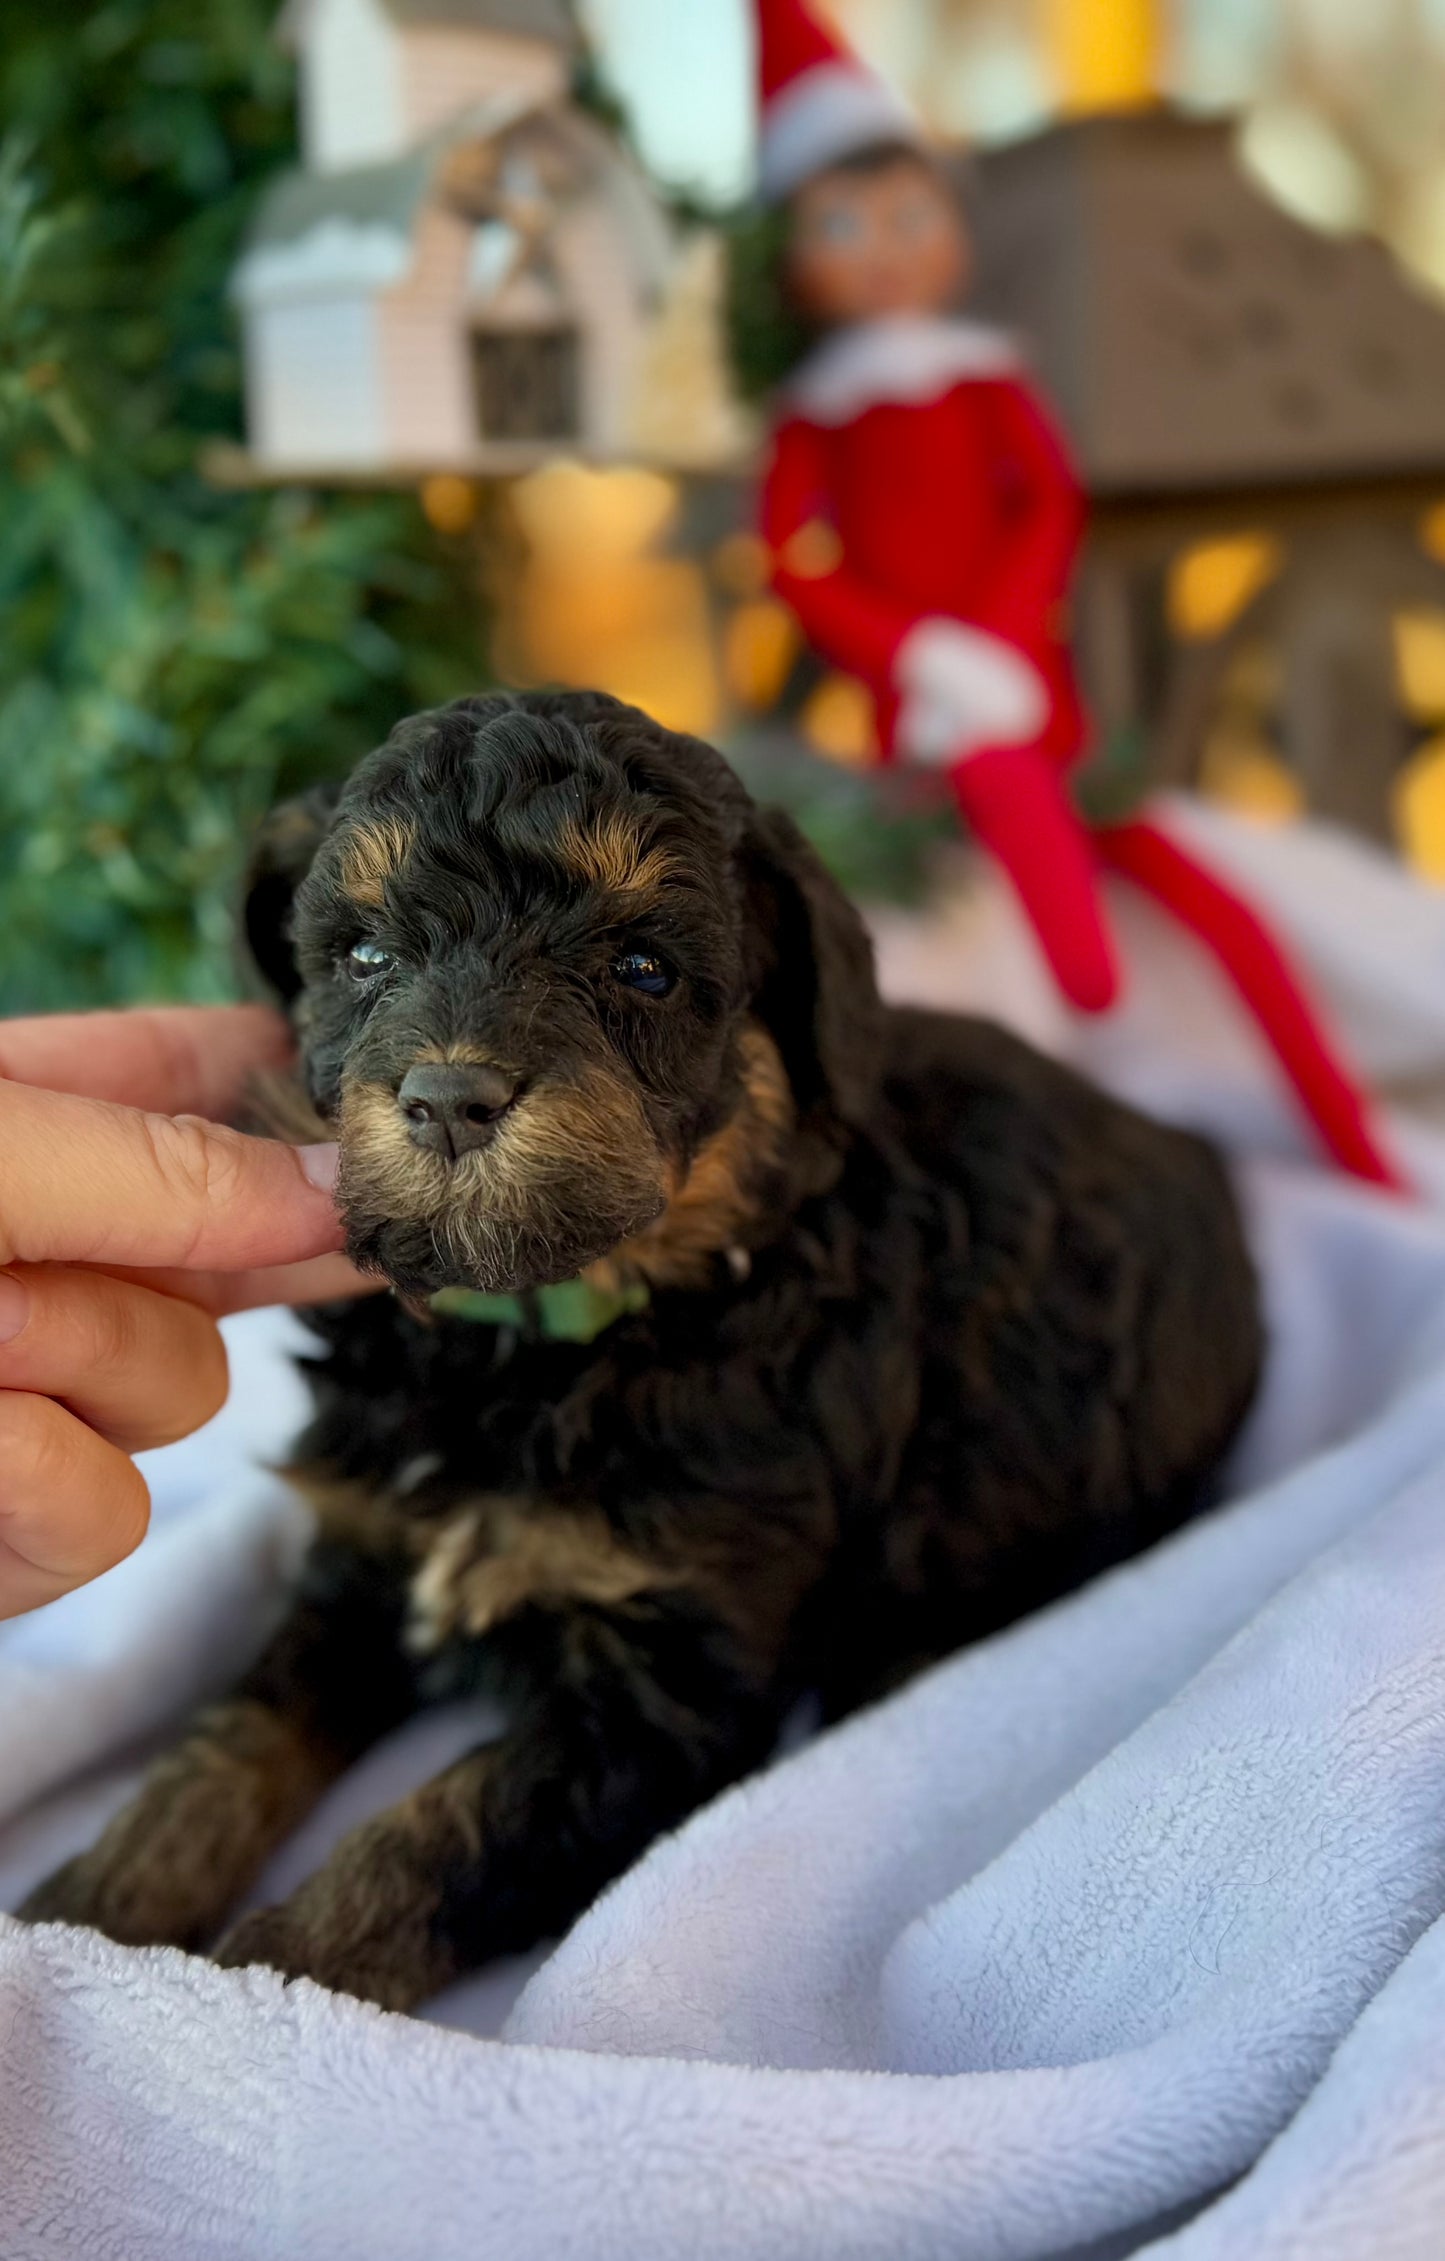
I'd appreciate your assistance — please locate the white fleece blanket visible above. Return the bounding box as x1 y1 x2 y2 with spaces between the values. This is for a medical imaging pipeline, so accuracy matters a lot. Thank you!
5 798 1445 2259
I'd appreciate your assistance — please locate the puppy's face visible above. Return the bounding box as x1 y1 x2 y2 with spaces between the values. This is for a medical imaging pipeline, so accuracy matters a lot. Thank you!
249 694 880 1299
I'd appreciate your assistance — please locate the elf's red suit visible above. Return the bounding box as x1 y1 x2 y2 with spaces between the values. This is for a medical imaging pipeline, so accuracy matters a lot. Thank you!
763 314 1403 1189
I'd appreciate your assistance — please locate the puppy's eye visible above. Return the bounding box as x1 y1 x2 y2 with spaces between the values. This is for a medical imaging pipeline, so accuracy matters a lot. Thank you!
346 939 394 981
611 949 675 998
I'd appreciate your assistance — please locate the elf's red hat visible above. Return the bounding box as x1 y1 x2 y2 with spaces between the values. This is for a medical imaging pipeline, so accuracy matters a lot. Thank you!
755 0 919 203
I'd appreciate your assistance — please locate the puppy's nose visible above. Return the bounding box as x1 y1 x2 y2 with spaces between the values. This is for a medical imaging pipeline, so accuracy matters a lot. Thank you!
397 1063 518 1159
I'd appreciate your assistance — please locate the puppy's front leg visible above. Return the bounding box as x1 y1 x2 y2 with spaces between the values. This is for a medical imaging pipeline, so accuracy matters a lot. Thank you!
213 1596 784 2010
19 1539 415 1950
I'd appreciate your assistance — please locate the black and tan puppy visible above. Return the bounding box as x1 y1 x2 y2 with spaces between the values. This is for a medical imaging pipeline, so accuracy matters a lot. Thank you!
23 691 1262 2008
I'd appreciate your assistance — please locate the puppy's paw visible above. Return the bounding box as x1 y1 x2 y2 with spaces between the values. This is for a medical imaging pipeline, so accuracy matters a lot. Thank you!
213 1889 451 2013
212 1906 315 1986
17 1849 204 1950
16 1856 101 1929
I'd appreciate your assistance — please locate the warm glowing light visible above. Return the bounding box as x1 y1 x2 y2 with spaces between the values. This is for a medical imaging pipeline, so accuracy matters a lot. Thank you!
1198 729 1302 823
1395 610 1445 721
510 461 679 559
1168 536 1281 641
1044 0 1159 114
711 531 771 597
1394 735 1445 882
591 632 722 740
801 674 878 767
1419 502 1445 565
779 519 844 580
420 474 480 535
724 599 799 709
497 461 720 739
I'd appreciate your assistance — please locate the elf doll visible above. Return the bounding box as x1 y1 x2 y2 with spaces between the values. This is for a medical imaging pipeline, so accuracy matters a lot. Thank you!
751 0 1401 1188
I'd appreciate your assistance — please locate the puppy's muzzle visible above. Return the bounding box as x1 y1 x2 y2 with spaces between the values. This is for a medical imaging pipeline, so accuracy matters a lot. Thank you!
397 1062 519 1161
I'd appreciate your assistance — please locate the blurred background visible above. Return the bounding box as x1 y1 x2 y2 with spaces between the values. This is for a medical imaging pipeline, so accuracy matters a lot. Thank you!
11 0 1445 1009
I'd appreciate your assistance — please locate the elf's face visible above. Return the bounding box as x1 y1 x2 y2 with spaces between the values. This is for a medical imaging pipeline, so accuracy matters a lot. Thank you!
786 154 968 326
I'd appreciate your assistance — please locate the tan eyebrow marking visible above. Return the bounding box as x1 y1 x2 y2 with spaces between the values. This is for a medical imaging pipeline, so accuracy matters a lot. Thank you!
558 814 679 898
339 817 412 909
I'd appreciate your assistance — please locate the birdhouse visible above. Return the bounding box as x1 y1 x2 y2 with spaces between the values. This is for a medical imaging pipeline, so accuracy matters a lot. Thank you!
965 111 1445 844
232 0 701 475
970 112 1445 496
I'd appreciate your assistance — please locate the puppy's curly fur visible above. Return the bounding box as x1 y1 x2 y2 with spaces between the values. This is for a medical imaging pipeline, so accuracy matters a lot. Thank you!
23 692 1263 2008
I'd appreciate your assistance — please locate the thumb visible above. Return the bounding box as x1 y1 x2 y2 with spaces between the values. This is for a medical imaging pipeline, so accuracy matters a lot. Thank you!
0 1079 343 1274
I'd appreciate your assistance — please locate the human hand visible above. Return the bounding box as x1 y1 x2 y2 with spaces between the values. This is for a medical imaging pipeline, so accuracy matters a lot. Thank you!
0 1005 373 1620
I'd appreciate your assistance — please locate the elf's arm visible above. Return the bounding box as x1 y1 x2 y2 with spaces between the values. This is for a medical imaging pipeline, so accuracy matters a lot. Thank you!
762 416 918 683
972 378 1087 648
763 414 1051 753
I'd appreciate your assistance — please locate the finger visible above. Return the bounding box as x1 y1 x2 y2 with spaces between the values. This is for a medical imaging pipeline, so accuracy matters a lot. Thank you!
0 1081 341 1274
0 1266 229 1452
0 1392 150 1621
0 1005 293 1117
201 1252 386 1315
95 1251 387 1317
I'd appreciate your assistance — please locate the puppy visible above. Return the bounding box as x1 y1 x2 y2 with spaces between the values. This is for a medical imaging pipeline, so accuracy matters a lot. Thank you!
23 691 1262 2009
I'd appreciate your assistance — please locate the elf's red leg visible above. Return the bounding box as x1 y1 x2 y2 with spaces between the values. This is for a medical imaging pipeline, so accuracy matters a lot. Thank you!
1095 815 1406 1191
949 743 1120 1011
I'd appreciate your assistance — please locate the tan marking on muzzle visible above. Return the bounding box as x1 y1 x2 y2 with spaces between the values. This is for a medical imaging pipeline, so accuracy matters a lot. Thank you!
338 1076 444 1219
339 817 413 909
589 1022 795 1293
337 1063 667 1283
339 1069 658 1217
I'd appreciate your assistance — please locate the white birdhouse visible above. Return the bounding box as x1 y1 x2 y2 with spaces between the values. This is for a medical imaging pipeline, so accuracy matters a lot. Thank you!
231 0 726 475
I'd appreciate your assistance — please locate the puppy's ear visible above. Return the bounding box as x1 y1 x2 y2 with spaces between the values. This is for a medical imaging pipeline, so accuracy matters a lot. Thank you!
740 804 883 1125
241 783 340 1004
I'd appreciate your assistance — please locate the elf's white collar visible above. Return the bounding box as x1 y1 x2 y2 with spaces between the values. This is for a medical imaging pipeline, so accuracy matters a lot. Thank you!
786 315 1019 426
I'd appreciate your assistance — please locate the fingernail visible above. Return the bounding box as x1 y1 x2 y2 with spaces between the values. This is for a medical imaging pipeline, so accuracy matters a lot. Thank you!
298 1143 340 1193
0 1272 30 1345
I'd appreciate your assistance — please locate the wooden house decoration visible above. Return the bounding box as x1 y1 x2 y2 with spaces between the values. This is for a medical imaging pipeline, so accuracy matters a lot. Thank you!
967 106 1445 846
232 0 700 475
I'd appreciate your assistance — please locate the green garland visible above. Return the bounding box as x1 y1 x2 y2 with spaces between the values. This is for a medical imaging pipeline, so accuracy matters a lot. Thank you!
0 1 483 1012
720 201 815 404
